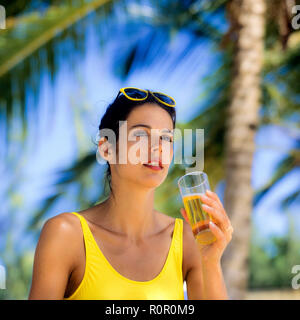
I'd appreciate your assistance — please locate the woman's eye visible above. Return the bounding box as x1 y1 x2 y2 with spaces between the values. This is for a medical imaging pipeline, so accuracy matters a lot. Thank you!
161 135 173 142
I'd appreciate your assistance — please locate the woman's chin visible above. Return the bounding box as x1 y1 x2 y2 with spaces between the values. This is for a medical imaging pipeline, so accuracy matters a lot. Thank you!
139 168 167 187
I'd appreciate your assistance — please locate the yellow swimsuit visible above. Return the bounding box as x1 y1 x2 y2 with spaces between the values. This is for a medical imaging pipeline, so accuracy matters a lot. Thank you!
65 212 185 300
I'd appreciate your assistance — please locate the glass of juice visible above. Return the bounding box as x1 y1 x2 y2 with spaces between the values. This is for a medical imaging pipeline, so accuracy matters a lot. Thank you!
178 171 216 245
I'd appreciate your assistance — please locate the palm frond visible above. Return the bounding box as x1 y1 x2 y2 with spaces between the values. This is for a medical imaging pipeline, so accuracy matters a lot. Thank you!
253 145 300 206
0 0 114 77
0 0 116 148
26 152 99 231
281 189 300 210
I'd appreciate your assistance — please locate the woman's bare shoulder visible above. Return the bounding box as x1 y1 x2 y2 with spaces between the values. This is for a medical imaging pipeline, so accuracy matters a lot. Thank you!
39 212 82 244
154 210 176 222
154 210 177 231
44 212 80 228
154 210 192 239
29 213 83 299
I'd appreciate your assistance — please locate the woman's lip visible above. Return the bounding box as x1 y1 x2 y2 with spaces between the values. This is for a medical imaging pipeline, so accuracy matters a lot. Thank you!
145 160 163 168
143 164 163 170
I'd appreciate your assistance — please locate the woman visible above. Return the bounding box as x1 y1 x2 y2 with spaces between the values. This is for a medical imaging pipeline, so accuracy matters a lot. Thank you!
28 87 233 300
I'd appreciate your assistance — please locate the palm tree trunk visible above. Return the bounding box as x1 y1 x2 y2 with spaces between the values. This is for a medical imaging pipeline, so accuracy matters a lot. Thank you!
222 0 266 300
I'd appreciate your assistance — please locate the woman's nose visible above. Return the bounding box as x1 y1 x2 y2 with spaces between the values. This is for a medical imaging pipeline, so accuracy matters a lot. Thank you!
151 139 162 154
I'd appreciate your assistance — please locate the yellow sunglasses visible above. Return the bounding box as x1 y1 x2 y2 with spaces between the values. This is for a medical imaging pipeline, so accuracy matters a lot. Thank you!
116 87 176 108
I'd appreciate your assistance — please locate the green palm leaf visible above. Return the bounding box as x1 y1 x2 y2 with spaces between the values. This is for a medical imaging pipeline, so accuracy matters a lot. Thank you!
0 0 116 146
0 0 114 77
253 141 300 206
26 152 99 231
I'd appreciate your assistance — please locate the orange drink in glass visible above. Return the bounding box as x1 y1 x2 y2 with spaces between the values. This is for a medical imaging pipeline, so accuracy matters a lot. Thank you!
178 171 216 245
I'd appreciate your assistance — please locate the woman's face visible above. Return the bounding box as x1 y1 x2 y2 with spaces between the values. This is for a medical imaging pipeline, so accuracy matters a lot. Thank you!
101 103 174 189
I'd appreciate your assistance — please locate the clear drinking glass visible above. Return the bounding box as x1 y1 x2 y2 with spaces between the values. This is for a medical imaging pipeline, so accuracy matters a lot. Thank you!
178 171 216 245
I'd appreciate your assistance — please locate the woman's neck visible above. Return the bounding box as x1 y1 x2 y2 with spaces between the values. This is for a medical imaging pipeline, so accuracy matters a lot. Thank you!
100 186 158 244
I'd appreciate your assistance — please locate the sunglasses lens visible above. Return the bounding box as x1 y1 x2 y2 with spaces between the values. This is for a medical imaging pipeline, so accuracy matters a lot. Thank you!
152 92 175 106
124 88 147 99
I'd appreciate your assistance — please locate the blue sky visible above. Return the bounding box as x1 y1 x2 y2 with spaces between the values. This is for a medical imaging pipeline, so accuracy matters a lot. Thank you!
252 126 300 240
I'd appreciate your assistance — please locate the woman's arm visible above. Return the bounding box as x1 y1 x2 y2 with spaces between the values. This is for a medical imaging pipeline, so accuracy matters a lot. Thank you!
28 213 79 299
182 190 233 300
199 260 228 299
183 220 229 300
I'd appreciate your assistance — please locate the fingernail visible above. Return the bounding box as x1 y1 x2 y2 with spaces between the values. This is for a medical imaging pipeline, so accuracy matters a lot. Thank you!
207 190 213 195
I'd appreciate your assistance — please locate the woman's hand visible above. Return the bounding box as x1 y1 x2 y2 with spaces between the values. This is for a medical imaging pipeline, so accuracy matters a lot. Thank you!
180 190 233 265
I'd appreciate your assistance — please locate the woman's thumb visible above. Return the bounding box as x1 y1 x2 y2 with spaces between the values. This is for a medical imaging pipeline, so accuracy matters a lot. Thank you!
180 208 189 224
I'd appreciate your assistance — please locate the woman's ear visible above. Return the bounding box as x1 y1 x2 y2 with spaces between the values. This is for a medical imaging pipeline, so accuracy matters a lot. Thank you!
98 137 115 162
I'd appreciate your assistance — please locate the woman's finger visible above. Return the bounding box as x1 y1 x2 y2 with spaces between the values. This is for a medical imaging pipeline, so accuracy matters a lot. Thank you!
205 190 223 207
205 190 231 221
202 204 231 232
200 192 231 227
180 208 190 224
208 221 227 245
200 194 222 212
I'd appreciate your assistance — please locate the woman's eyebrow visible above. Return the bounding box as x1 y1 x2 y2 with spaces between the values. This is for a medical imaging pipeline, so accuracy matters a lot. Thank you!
129 124 151 130
161 128 173 134
130 124 173 133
